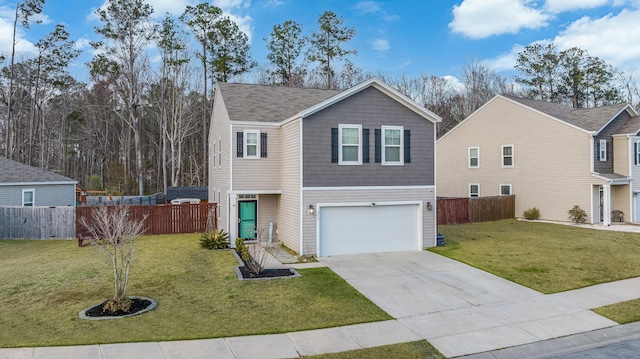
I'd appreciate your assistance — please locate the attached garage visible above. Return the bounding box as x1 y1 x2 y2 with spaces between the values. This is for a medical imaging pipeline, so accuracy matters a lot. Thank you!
317 202 422 256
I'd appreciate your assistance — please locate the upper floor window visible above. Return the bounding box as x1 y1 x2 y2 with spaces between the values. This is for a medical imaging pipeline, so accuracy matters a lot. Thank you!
500 184 512 195
502 145 514 167
635 141 640 166
382 125 403 165
339 124 362 165
469 147 479 168
22 189 34 207
244 130 259 159
236 131 267 159
599 139 607 161
469 184 480 197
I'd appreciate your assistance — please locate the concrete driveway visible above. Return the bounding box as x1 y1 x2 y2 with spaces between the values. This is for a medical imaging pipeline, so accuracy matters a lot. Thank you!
320 251 617 358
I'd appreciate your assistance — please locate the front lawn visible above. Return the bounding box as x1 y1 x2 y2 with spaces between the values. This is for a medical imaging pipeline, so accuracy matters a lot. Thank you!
431 220 640 293
594 299 640 324
0 235 390 348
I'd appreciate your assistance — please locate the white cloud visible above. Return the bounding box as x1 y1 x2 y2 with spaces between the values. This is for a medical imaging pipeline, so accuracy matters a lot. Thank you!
75 37 93 51
263 0 285 7
370 38 389 52
544 0 611 13
443 75 465 93
552 9 640 73
0 8 37 57
146 0 193 15
484 44 526 72
449 0 550 39
352 1 400 21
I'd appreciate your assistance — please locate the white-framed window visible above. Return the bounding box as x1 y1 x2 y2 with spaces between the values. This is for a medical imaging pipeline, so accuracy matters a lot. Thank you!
244 130 260 159
599 139 607 161
218 138 222 167
382 125 404 165
502 145 514 167
469 184 480 198
339 124 362 165
469 147 479 168
22 189 35 206
635 141 640 166
500 184 512 195
212 142 216 167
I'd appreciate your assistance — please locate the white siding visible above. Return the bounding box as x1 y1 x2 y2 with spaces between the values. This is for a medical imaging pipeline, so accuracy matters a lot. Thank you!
209 87 232 233
437 96 603 223
231 125 281 191
277 119 302 253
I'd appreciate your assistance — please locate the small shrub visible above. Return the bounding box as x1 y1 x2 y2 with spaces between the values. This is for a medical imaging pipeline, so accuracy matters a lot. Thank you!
568 205 587 224
235 238 246 256
199 229 229 249
523 207 540 220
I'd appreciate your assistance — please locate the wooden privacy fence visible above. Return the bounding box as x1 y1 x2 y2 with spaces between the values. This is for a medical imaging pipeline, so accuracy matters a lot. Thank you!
0 207 76 239
77 203 217 236
438 195 515 225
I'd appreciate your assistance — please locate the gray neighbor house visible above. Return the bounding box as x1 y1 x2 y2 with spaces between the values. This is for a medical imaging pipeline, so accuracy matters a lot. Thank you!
0 157 77 207
209 78 441 257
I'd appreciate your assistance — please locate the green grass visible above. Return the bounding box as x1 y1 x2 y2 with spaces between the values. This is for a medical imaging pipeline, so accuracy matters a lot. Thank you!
594 299 640 324
431 220 640 294
303 341 444 359
0 235 391 348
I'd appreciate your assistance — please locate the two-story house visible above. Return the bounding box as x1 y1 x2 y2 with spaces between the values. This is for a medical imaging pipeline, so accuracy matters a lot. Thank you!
437 95 640 225
209 78 441 256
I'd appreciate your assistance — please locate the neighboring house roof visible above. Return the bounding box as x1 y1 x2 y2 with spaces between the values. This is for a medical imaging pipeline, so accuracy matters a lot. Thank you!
0 158 77 185
166 186 208 201
217 82 340 123
505 96 633 133
217 78 443 124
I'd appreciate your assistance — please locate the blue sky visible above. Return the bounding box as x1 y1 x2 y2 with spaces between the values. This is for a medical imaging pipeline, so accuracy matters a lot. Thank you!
1 0 640 84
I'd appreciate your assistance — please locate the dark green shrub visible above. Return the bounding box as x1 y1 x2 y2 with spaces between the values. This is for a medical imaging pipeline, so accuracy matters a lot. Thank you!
568 205 587 224
199 229 229 249
523 207 540 220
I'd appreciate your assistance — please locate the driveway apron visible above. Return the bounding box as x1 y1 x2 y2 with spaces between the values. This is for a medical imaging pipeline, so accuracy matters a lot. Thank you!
320 251 617 358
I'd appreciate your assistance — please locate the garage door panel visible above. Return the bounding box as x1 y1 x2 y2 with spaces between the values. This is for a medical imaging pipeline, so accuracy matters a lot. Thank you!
319 204 419 256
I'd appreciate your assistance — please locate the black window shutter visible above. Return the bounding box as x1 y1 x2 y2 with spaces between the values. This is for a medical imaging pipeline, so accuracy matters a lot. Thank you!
260 132 267 158
404 130 411 163
597 140 600 158
331 128 338 163
362 129 370 163
635 142 638 165
374 129 381 163
236 132 243 157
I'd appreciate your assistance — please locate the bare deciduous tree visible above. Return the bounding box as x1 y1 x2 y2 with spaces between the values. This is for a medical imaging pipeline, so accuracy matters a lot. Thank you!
79 205 146 313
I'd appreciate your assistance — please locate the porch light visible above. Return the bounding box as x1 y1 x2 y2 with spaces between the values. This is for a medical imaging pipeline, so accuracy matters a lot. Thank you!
308 205 315 215
426 202 432 211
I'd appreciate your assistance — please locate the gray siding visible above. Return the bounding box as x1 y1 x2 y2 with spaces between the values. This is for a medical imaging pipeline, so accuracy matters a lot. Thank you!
595 110 633 173
302 87 435 187
0 184 75 207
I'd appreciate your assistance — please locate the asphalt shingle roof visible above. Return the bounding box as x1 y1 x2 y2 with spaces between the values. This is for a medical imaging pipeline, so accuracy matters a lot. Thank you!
0 158 76 184
217 82 341 122
505 96 631 133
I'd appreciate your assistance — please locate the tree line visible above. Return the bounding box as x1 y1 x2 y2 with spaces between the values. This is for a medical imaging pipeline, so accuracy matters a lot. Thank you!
1 0 638 196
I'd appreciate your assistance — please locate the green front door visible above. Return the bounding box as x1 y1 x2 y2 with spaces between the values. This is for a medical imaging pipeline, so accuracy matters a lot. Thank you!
238 201 257 239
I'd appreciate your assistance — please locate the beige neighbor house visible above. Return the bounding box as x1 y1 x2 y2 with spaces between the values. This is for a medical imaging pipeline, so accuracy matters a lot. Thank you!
437 95 640 225
209 78 441 256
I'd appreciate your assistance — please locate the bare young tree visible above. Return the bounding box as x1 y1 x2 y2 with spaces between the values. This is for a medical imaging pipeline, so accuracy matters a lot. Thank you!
79 205 146 313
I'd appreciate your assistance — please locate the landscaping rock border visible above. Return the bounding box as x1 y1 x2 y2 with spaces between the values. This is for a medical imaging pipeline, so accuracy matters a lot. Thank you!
232 249 301 281
79 296 157 320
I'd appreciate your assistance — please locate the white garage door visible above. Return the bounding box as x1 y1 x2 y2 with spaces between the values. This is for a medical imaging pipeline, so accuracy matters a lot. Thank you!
318 203 420 256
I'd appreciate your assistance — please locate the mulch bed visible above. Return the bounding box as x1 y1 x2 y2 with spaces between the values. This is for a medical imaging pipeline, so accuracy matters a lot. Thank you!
84 298 152 318
238 267 297 279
